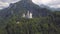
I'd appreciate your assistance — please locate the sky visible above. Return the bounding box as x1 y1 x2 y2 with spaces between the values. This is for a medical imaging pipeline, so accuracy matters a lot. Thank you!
32 0 60 8
0 0 60 9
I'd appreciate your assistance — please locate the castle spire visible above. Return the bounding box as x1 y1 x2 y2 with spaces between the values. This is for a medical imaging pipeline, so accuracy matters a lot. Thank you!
30 12 32 18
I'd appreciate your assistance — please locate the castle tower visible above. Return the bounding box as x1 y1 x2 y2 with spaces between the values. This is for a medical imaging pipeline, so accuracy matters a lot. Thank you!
29 12 32 18
22 10 32 18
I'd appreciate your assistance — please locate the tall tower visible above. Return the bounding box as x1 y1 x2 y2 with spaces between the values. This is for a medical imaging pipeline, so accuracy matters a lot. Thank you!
30 12 32 18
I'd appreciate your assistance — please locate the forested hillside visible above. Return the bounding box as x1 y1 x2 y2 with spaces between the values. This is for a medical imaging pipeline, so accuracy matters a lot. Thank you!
0 10 60 34
0 13 60 34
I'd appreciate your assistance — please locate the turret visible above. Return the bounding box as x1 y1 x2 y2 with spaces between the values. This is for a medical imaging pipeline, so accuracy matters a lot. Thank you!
29 12 32 18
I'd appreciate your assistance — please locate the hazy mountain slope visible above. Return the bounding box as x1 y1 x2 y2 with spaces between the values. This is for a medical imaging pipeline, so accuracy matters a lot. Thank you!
0 0 51 18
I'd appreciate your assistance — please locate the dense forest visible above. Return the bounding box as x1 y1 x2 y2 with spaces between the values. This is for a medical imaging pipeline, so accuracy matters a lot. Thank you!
0 11 60 34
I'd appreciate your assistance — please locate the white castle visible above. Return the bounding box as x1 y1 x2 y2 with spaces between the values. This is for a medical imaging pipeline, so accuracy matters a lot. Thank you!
22 11 32 18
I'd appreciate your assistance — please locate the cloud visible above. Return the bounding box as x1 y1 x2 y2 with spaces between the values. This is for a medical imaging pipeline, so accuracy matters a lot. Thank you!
0 0 20 3
47 0 60 5
32 0 52 5
49 5 60 8
0 1 9 9
32 0 60 8
0 0 20 9
47 0 60 8
0 0 60 9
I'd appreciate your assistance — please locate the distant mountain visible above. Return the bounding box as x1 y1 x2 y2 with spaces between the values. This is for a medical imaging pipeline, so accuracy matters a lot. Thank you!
54 8 60 11
48 7 60 11
0 0 51 18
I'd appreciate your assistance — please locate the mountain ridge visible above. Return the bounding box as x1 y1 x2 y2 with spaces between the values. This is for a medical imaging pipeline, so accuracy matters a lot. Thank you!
0 0 51 18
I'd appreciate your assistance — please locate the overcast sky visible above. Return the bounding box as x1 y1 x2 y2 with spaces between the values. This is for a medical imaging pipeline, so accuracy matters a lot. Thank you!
0 0 60 9
32 0 60 8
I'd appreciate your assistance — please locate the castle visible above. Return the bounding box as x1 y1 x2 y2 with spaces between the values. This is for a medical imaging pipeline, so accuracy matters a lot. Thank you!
22 11 32 18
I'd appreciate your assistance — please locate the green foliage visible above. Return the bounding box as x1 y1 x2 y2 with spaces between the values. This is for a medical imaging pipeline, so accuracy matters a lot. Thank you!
0 16 58 34
0 10 60 34
0 14 60 34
